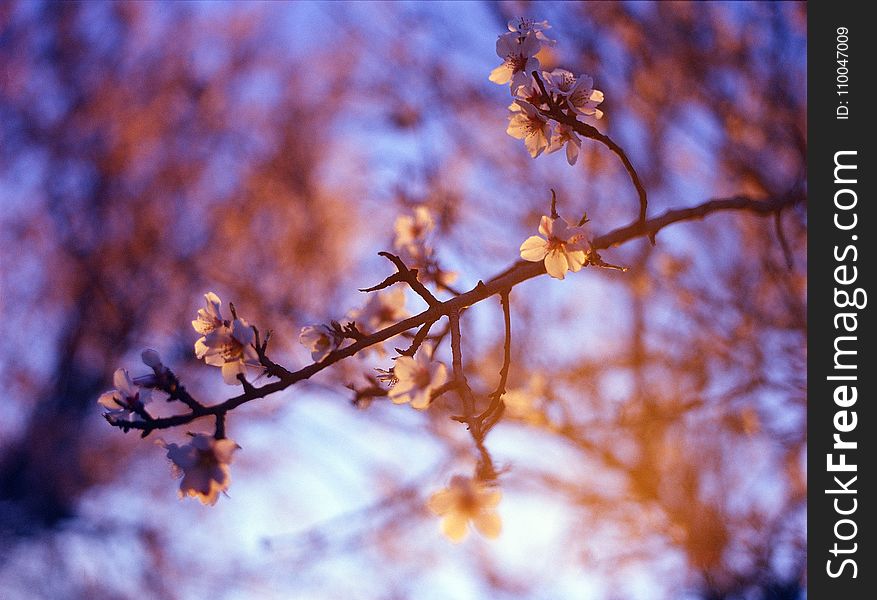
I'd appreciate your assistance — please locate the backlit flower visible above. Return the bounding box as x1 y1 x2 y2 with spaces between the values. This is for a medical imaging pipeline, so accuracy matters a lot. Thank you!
98 368 151 420
507 17 555 45
490 32 541 91
161 434 239 505
192 292 226 358
394 206 435 259
546 123 582 165
544 69 604 119
507 101 551 158
388 349 448 410
519 215 590 279
300 324 343 363
200 318 259 385
427 475 502 542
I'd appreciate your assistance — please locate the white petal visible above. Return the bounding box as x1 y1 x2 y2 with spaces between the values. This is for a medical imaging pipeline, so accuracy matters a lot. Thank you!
97 391 120 409
544 250 569 279
519 237 548 262
473 512 502 538
427 490 455 515
489 64 512 85
441 514 469 543
538 215 554 238
222 361 245 385
567 250 587 272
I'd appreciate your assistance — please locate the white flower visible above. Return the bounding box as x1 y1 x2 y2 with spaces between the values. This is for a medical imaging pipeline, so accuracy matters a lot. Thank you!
546 123 582 165
200 319 259 385
300 324 343 363
519 215 590 279
348 287 409 334
98 368 151 420
161 434 239 506
506 101 551 158
507 17 555 46
427 475 502 542
388 350 448 410
192 292 225 356
490 32 541 91
544 69 604 119
394 206 435 259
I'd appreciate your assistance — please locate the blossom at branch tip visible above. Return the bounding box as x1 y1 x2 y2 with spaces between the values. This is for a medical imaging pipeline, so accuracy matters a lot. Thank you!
427 475 502 542
348 287 409 335
519 215 590 279
300 324 343 363
160 434 239 506
506 100 552 158
388 348 447 410
98 368 151 420
507 17 556 46
490 32 541 91
546 123 582 165
544 69 604 119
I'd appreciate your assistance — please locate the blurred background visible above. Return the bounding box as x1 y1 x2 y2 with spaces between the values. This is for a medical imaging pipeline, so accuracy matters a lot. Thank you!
0 2 806 599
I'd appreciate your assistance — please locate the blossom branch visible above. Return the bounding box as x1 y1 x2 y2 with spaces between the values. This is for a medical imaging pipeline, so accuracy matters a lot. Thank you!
532 70 650 238
106 193 799 437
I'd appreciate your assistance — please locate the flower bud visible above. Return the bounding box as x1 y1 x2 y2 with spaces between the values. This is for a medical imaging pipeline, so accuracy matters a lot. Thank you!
141 349 163 369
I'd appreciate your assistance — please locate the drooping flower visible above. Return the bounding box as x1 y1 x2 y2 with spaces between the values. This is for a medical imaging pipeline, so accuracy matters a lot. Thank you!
161 434 239 505
506 101 552 158
348 287 409 334
507 17 556 46
544 69 604 119
489 32 541 91
388 349 448 410
546 123 582 165
519 215 590 279
427 475 502 542
98 368 151 420
200 318 259 385
300 324 343 363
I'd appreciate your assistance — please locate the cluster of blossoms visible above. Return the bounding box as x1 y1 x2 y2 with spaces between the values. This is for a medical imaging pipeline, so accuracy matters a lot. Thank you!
491 18 604 164
97 292 258 504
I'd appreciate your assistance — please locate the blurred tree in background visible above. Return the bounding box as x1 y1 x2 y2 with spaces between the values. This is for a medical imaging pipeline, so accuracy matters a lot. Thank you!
0 2 805 599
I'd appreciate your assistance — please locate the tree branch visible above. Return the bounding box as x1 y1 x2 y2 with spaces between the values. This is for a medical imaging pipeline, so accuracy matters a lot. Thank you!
107 193 799 435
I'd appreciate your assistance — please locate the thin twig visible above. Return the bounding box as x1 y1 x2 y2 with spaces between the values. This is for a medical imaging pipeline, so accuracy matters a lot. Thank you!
477 292 511 429
533 70 650 241
396 318 438 357
449 309 478 435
